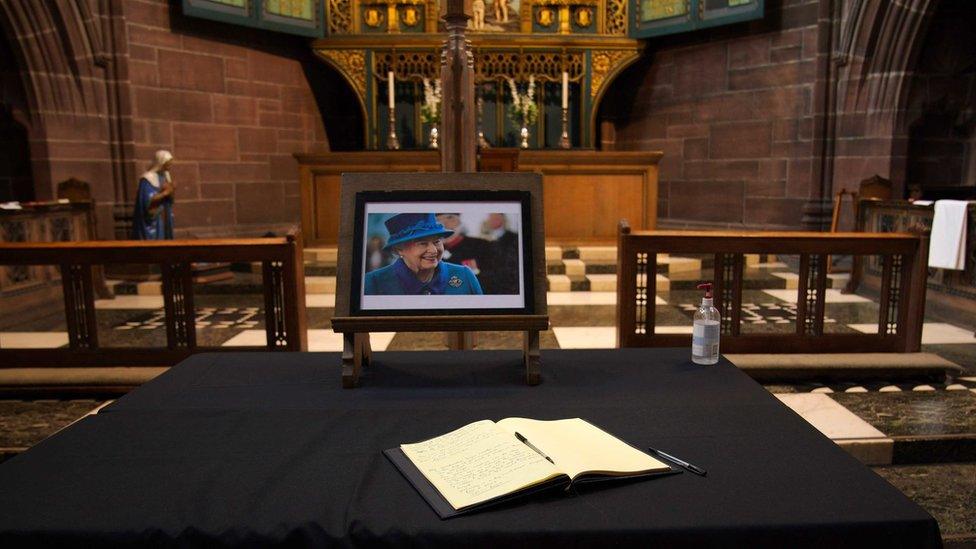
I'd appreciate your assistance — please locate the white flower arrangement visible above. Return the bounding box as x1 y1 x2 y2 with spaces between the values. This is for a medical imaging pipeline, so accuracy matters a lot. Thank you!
420 77 441 125
506 76 538 126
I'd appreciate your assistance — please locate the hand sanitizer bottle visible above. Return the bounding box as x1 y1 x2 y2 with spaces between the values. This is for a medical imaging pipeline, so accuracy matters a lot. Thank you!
692 282 720 365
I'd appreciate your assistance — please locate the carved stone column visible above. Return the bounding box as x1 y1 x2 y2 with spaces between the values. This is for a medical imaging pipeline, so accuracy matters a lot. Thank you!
439 0 476 172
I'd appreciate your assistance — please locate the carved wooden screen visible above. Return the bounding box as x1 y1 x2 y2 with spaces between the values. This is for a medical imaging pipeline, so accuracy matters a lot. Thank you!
616 224 929 353
0 234 308 368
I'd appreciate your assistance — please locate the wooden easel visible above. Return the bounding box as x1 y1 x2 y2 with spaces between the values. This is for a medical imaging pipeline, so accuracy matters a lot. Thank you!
332 316 547 388
331 173 550 388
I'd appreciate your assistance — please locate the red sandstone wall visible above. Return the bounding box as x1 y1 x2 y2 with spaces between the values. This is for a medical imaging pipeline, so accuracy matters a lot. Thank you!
124 0 329 238
0 1 125 237
608 0 818 229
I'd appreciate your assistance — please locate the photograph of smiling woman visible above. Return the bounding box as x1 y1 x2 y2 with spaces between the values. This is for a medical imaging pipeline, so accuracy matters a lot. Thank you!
363 213 483 296
358 201 527 311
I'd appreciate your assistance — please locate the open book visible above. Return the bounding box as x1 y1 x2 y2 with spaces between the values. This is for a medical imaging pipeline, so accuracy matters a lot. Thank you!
384 418 675 518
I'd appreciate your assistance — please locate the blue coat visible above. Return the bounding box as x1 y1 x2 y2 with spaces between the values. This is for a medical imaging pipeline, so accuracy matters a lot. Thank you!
131 177 173 240
364 258 483 295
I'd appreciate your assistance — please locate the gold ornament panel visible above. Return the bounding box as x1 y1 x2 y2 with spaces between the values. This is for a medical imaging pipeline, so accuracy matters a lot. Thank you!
640 0 687 21
326 0 627 35
590 49 637 99
329 0 353 33
318 49 368 97
370 48 587 83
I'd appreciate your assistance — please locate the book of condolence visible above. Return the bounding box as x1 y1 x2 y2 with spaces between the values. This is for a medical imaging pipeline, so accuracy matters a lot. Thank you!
385 418 674 518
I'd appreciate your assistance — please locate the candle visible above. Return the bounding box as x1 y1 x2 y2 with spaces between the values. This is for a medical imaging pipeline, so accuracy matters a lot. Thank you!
388 71 395 109
561 71 568 110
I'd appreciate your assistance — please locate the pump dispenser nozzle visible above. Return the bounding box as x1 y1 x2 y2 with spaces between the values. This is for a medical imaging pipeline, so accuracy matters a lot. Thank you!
696 283 713 299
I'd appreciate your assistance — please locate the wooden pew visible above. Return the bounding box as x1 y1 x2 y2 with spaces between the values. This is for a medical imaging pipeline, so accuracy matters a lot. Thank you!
0 233 307 370
616 223 928 353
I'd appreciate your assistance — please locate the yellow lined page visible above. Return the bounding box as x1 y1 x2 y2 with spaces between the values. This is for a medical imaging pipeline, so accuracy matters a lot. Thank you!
496 418 668 480
401 420 562 510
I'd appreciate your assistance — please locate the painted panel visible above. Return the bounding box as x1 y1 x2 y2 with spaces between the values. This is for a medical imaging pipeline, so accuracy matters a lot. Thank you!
182 0 323 37
632 0 763 38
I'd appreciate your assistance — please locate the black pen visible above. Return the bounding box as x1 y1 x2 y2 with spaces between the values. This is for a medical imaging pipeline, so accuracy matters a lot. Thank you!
515 431 555 464
648 447 707 476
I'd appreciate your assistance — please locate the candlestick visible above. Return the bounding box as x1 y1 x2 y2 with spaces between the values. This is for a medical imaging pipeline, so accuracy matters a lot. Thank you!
558 106 570 149
387 71 395 109
477 95 490 148
561 71 568 110
387 106 400 150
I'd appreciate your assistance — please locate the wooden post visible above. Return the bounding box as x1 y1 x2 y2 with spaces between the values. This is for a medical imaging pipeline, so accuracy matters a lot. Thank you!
359 332 373 367
341 333 371 388
161 262 196 349
524 330 540 385
284 232 308 351
440 3 478 343
447 332 474 350
730 254 743 336
615 220 631 347
60 264 98 349
440 0 476 172
877 254 895 336
713 253 742 336
900 229 929 352
342 332 359 388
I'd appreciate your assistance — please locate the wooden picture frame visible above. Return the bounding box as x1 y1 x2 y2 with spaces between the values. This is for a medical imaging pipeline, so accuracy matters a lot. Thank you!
349 189 535 316
332 173 550 387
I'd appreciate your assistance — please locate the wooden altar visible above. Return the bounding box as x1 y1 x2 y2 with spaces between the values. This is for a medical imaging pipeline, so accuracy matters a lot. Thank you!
856 199 976 330
295 149 661 246
0 201 97 329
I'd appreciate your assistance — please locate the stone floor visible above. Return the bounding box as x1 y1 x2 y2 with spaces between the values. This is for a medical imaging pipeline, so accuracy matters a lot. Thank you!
875 463 976 543
1 246 974 543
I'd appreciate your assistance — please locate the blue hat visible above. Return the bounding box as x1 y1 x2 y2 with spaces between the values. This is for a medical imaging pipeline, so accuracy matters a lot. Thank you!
383 213 454 250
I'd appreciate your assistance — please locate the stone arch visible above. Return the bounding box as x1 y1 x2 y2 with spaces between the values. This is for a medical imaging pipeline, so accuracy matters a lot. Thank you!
825 0 939 197
0 0 106 119
0 0 132 227
898 0 976 192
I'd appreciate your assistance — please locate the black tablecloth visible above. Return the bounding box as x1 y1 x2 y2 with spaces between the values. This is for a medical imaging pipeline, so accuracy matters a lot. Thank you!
0 349 942 547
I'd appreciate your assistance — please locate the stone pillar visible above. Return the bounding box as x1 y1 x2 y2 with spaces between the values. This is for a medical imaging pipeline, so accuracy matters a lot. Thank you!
439 0 476 172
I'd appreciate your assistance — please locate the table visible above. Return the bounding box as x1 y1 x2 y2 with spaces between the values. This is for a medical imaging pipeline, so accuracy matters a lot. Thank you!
0 350 942 547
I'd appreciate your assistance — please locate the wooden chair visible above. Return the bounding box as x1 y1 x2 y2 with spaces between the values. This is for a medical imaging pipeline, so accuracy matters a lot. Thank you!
56 178 113 298
843 175 894 291
56 178 92 202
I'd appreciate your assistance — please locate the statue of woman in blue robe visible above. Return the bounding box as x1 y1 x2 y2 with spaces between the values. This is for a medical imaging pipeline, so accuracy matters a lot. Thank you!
132 150 176 240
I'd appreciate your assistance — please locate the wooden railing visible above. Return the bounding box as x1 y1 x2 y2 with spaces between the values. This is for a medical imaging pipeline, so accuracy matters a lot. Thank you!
0 233 307 367
616 223 928 353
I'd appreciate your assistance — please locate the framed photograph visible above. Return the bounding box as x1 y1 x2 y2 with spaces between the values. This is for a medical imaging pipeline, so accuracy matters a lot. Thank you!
350 190 534 315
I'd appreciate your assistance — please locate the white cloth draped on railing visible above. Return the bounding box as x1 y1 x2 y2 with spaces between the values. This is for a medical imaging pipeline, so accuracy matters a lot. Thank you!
928 200 972 270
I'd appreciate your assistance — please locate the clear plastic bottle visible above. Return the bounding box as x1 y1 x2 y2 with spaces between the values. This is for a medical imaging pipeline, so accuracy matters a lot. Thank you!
692 282 721 365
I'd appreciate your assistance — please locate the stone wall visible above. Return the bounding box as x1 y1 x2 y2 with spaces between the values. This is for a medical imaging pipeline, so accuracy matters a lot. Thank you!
124 0 330 237
0 0 336 240
604 0 819 229
0 0 127 236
